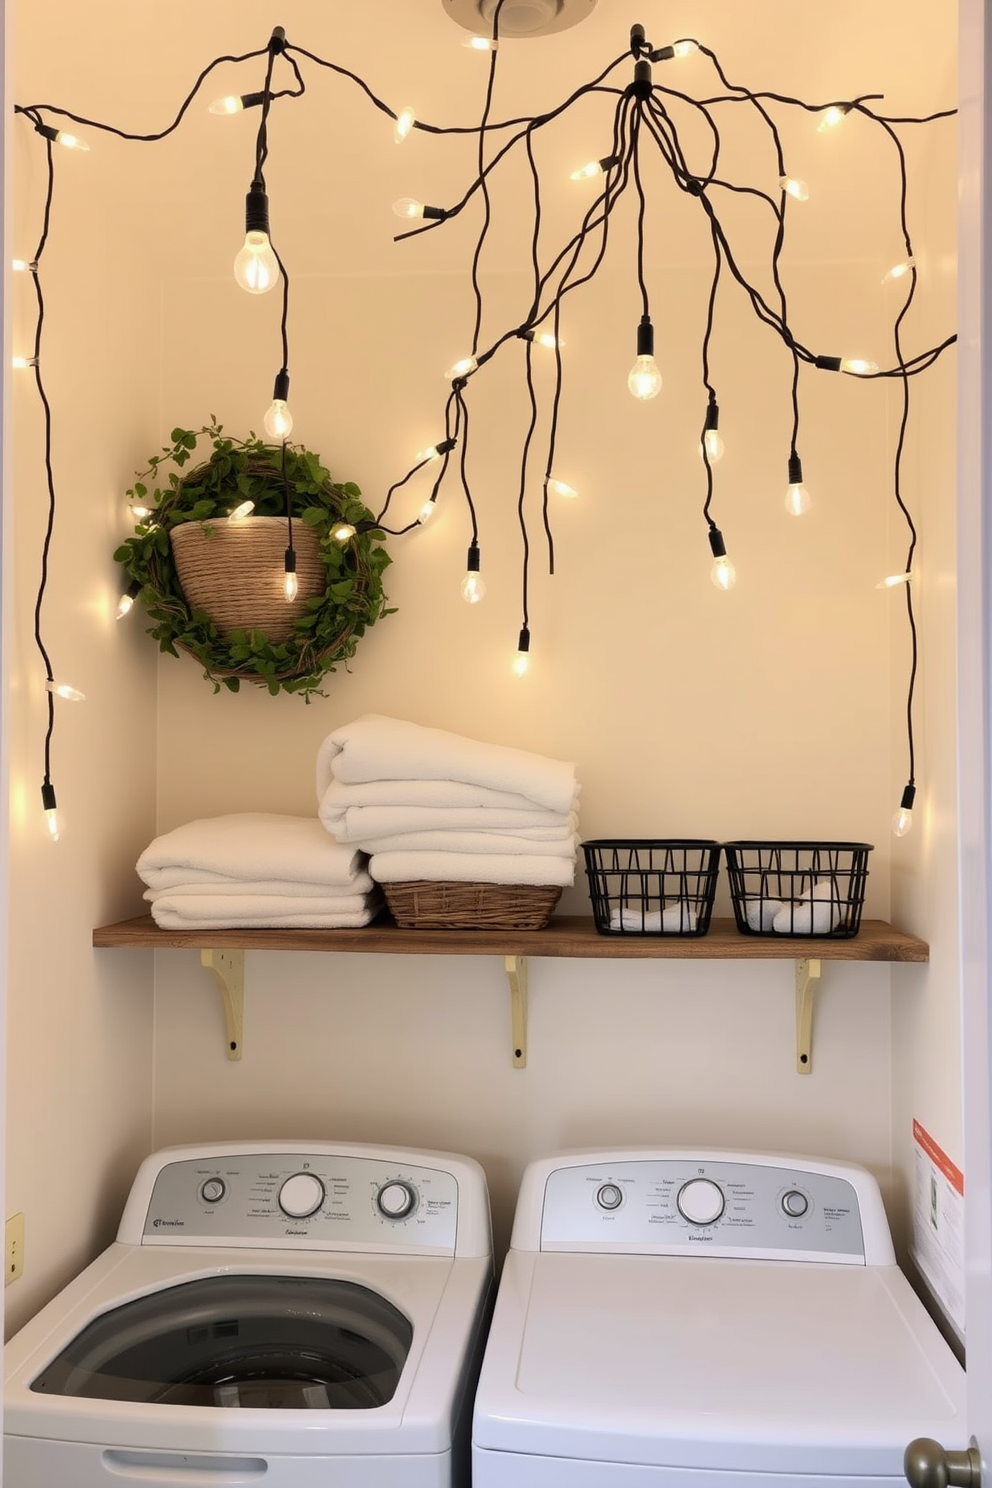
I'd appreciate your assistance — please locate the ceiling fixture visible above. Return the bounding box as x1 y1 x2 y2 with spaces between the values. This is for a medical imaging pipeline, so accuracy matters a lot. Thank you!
443 0 598 39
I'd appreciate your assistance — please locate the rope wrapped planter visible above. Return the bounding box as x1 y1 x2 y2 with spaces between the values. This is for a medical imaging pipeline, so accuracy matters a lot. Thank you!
115 426 393 697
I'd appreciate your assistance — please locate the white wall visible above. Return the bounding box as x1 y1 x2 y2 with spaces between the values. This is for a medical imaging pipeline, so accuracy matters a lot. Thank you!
6 0 960 1321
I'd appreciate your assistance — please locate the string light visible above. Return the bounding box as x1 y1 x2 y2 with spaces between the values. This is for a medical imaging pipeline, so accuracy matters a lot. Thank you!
393 106 416 142
701 399 724 463
263 369 293 439
547 477 577 498
708 527 736 591
569 155 617 181
779 175 809 202
33 120 89 151
417 497 438 525
649 39 699 60
893 783 916 837
332 521 357 542
44 680 85 702
462 34 498 50
784 454 810 516
817 104 851 132
876 571 913 589
628 315 662 400
814 354 880 375
883 258 916 284
283 547 298 602
116 579 142 619
234 182 279 293
209 90 265 115
11 259 38 273
392 197 447 221
460 541 486 603
512 625 531 677
12 355 38 369
445 354 478 380
415 438 457 462
228 500 255 523
41 783 59 843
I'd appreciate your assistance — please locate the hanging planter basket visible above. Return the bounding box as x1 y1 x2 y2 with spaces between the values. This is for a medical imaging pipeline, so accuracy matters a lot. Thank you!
114 425 393 697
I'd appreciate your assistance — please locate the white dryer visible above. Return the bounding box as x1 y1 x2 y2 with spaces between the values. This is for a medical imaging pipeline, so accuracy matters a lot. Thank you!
472 1148 966 1488
5 1141 492 1488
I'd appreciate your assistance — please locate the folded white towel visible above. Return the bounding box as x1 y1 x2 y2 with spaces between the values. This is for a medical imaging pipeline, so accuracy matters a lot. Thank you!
138 815 367 891
319 777 568 813
369 850 575 887
144 887 377 914
316 715 577 814
745 898 784 932
353 830 578 857
141 871 377 897
321 802 577 842
150 893 383 929
773 882 842 935
609 903 698 932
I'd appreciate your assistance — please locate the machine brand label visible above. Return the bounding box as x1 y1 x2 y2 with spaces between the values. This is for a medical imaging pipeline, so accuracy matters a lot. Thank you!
152 1218 185 1228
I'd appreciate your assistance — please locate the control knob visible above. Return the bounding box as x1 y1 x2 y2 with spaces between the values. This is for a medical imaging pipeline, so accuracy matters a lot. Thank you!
278 1172 325 1219
200 1178 226 1204
782 1189 809 1218
596 1183 624 1211
677 1177 725 1225
376 1181 417 1220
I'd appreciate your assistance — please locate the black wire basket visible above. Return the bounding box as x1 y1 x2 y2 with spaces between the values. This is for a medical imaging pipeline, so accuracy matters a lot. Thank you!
582 840 722 937
723 841 873 939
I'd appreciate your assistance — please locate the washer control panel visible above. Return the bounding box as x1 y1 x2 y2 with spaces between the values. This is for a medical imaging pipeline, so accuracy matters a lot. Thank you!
540 1158 866 1261
141 1152 458 1252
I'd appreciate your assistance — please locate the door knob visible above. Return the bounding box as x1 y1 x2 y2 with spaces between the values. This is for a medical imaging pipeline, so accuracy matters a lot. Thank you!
905 1438 981 1488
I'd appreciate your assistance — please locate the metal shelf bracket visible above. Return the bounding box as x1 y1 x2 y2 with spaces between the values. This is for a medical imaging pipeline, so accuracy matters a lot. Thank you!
201 948 245 1061
795 957 821 1074
505 955 528 1068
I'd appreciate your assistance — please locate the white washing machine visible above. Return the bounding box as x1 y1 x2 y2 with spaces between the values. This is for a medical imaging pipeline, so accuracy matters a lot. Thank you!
472 1148 966 1488
4 1140 492 1488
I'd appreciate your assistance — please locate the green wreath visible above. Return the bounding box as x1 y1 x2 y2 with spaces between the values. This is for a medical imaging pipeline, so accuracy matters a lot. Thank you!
114 423 393 698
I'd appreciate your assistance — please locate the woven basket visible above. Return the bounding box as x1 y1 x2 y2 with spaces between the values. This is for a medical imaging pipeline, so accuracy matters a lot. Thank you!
170 518 326 643
384 881 562 930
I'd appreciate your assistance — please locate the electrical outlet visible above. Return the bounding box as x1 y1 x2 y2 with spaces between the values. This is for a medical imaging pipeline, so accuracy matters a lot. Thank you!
5 1212 24 1285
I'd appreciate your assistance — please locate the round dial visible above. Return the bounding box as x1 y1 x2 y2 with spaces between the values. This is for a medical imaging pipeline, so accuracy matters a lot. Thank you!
376 1181 417 1220
200 1178 226 1204
278 1172 325 1219
782 1189 809 1218
677 1177 725 1226
596 1183 624 1211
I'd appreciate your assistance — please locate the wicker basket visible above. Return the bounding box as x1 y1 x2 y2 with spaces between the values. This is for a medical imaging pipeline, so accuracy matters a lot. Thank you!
582 839 721 936
383 881 562 930
170 518 326 643
723 840 873 938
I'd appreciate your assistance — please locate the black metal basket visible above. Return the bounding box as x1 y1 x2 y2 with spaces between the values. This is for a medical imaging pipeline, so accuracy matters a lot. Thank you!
582 840 722 937
723 841 873 938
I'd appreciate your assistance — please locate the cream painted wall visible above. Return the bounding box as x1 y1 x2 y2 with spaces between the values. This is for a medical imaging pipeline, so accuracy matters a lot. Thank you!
5 0 960 1326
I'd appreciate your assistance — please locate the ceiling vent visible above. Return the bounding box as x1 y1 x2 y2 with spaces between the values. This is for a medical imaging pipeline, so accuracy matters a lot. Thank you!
443 0 598 39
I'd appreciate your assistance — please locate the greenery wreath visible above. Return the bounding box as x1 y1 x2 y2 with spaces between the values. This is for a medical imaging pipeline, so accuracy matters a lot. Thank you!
114 422 393 698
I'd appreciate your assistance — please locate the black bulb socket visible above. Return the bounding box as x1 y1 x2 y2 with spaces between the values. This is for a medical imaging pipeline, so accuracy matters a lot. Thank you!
272 368 290 402
630 58 654 100
900 783 917 812
630 23 646 55
269 26 287 52
245 183 271 235
284 547 297 573
636 315 655 358
705 399 720 432
41 782 57 812
788 454 804 485
466 543 481 573
814 354 843 372
708 527 727 560
517 625 531 654
34 122 59 143
436 438 457 456
422 205 447 221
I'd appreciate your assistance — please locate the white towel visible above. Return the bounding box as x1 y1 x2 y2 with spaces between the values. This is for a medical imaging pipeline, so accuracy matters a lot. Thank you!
323 804 577 843
319 777 566 812
138 814 367 891
369 850 574 887
353 830 578 857
316 715 577 814
144 887 377 914
141 871 377 896
609 903 698 932
150 893 383 929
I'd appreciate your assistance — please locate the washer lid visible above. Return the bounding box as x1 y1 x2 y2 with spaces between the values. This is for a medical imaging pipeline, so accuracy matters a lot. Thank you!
472 1252 965 1475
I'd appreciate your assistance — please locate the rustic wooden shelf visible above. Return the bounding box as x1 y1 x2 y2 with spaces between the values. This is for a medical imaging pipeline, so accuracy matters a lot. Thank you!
93 914 928 1073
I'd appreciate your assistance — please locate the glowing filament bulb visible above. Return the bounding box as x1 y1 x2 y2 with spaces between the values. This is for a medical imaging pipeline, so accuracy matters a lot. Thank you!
264 400 293 439
394 107 416 143
234 231 278 294
785 483 810 516
462 35 498 50
893 784 916 837
840 357 879 376
228 501 255 523
513 627 531 677
417 498 437 524
393 198 425 219
876 571 913 590
41 783 59 842
461 542 485 603
11 259 37 273
284 548 298 602
817 104 851 132
780 176 810 202
332 522 357 542
701 400 724 462
672 39 698 56
55 131 89 152
415 438 455 464
445 355 478 380
12 355 38 369
569 156 613 181
708 527 736 590
883 258 916 284
210 95 244 115
629 315 662 400
116 580 141 619
548 478 578 498
45 680 85 702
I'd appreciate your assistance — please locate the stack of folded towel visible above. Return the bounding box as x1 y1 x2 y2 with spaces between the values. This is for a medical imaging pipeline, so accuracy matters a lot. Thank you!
316 714 579 887
137 813 383 928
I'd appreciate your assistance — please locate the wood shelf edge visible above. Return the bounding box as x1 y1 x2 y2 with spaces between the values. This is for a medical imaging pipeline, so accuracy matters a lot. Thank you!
93 914 929 964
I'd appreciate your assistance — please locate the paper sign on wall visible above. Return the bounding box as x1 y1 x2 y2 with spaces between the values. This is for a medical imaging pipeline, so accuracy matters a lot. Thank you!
911 1118 965 1336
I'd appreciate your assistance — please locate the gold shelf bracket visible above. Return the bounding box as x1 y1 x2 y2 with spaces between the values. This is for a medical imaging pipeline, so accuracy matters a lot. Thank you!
795 957 821 1074
505 955 528 1068
201 948 245 1061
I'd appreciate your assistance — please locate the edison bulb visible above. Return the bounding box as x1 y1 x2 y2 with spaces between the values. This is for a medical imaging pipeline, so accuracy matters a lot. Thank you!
785 482 810 516
628 356 662 401
461 571 486 604
893 805 914 836
284 570 299 602
394 107 416 143
512 650 530 677
417 499 437 525
711 556 737 590
264 399 293 439
45 805 60 841
56 131 89 152
234 231 278 294
228 500 255 523
210 95 244 115
116 591 136 619
779 175 809 202
840 357 879 376
701 429 725 463
393 197 427 220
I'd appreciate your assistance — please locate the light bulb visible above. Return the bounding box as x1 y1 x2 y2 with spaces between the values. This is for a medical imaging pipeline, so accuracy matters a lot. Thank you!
45 680 85 702
332 522 357 542
210 95 244 115
780 175 809 202
785 483 810 516
513 626 531 677
445 355 478 380
394 107 416 143
711 556 736 590
628 356 662 400
651 38 699 59
417 498 437 525
415 437 456 463
392 198 445 222
284 548 298 602
520 327 564 349
701 429 725 463
817 104 851 132
462 34 498 50
129 500 154 521
234 230 278 294
11 259 37 273
548 478 578 498
883 258 916 284
840 357 879 376
116 580 141 619
264 399 293 439
893 783 916 837
228 500 255 523
569 156 614 181
55 131 89 152
41 782 59 842
12 355 38 369
876 571 913 589
461 542 485 603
